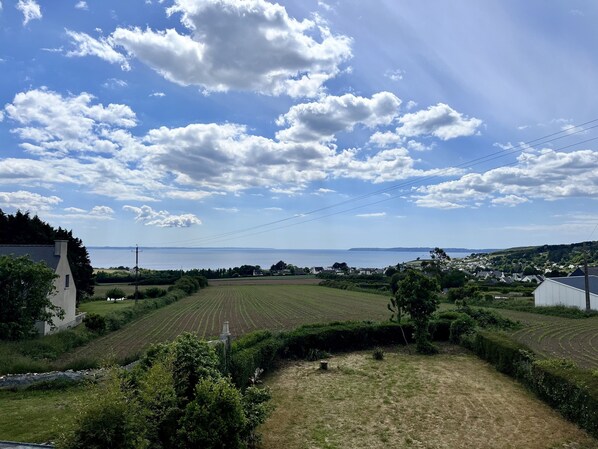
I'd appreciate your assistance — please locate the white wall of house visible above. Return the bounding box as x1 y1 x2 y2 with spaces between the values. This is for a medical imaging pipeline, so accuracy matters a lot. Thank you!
534 278 598 311
36 241 77 334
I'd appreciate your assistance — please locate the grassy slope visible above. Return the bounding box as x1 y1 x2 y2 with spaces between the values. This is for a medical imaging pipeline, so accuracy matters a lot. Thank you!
260 346 597 449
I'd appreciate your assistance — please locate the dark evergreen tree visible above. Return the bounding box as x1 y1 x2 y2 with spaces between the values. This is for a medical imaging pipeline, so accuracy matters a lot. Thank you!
0 209 94 302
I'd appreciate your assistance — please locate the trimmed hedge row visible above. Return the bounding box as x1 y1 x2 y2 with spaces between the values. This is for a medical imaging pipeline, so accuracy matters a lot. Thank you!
464 331 598 438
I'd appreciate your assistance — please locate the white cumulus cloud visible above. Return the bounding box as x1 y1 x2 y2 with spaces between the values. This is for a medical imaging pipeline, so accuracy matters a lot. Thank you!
75 1 88 10
414 149 598 208
396 103 482 141
65 30 130 71
276 92 401 142
16 0 41 25
123 205 201 227
0 190 61 212
110 0 352 97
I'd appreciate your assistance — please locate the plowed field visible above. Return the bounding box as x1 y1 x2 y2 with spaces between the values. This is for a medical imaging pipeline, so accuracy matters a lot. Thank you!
59 284 390 365
497 309 598 369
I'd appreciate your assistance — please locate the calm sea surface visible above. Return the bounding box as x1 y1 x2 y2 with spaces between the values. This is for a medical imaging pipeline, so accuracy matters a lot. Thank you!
88 247 472 270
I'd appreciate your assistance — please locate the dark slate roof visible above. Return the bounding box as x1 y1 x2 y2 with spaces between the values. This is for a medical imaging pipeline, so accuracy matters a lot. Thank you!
570 266 598 277
549 275 598 294
0 245 59 271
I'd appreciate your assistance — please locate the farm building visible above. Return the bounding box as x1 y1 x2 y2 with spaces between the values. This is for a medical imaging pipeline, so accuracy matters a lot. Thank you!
534 276 598 311
0 240 81 335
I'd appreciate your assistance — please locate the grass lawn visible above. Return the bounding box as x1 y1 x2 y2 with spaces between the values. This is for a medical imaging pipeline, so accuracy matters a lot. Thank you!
0 385 89 444
79 299 137 316
260 345 597 449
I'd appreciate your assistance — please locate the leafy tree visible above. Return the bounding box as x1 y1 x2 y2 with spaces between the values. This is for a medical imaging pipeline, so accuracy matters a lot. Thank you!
270 260 287 271
0 255 61 340
421 247 451 277
105 287 126 299
390 269 439 354
0 209 94 302
332 262 349 271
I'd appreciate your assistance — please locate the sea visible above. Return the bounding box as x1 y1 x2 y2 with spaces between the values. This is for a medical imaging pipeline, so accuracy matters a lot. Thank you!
88 247 475 271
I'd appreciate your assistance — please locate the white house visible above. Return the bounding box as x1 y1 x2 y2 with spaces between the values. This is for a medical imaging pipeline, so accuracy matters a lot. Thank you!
534 276 598 311
0 240 79 335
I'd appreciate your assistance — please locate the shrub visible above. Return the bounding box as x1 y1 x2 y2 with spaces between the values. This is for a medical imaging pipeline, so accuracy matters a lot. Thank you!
373 347 384 360
58 372 145 449
83 313 106 333
177 377 247 449
449 315 476 343
104 287 126 299
144 287 167 298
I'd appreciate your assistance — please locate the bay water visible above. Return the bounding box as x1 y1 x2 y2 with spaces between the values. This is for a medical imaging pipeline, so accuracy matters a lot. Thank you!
88 247 473 271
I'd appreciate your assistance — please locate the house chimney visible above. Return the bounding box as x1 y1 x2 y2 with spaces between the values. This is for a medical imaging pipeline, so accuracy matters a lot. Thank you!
55 240 68 256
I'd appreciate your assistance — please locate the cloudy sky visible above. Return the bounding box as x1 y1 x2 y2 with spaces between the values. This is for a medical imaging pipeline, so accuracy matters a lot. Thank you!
1 0 597 249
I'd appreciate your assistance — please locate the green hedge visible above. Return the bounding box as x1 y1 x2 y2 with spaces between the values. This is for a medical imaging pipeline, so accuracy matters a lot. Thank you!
464 331 598 438
228 319 452 387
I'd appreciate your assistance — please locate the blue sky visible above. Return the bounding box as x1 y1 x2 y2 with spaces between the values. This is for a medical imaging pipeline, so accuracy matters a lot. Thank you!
1 0 597 249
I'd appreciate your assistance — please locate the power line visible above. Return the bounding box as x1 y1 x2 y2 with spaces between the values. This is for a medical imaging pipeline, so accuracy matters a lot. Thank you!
153 119 598 246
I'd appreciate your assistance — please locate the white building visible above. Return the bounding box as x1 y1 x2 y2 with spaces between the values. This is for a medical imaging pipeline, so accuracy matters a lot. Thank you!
0 240 79 335
534 276 598 311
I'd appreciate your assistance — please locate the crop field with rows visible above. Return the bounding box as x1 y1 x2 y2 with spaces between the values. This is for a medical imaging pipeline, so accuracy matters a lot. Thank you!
497 309 598 369
59 284 391 366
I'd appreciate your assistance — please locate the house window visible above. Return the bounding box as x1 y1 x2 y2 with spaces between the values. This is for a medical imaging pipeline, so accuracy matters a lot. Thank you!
65 274 70 289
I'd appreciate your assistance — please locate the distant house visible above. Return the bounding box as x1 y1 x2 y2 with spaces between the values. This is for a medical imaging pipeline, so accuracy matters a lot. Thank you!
0 240 81 335
569 266 598 277
534 276 598 311
310 266 324 275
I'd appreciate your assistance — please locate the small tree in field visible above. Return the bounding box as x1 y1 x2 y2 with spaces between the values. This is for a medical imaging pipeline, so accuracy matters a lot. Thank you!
0 255 61 340
390 269 439 354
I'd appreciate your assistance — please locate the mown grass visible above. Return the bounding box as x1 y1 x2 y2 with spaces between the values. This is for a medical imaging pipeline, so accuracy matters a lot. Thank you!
0 384 90 444
79 299 136 316
260 346 597 449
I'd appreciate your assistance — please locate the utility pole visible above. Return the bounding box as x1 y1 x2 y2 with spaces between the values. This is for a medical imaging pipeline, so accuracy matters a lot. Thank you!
131 244 142 304
584 242 591 312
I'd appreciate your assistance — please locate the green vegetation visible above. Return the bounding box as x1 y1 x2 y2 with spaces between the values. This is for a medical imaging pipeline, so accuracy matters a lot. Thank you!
58 334 272 449
0 384 88 443
468 297 598 319
390 270 440 354
79 299 136 316
488 240 598 272
0 276 205 374
0 255 60 340
0 209 94 302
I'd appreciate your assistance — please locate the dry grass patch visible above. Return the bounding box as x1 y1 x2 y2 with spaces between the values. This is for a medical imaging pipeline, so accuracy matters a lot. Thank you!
260 345 596 449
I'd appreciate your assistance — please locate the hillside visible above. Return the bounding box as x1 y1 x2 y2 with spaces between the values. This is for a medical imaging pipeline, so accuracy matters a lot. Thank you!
488 241 598 270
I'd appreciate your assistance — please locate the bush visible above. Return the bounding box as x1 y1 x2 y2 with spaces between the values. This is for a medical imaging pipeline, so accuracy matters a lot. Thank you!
145 287 167 298
83 313 106 334
177 377 247 449
60 333 272 449
105 287 126 299
449 315 476 343
58 372 145 449
373 347 384 360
